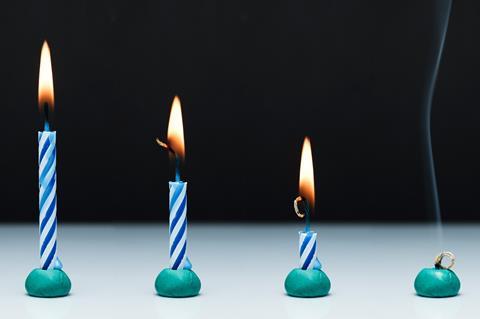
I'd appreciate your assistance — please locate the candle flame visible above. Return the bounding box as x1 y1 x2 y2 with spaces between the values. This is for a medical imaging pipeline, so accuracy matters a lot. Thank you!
167 96 185 160
299 137 315 209
38 41 54 111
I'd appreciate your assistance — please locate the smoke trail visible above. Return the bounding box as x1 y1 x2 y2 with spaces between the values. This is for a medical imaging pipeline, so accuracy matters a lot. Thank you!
421 0 452 249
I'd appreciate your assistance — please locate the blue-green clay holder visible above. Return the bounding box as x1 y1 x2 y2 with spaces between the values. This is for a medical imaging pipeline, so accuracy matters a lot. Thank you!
25 268 71 298
415 267 460 298
284 268 331 298
414 252 460 298
155 268 201 298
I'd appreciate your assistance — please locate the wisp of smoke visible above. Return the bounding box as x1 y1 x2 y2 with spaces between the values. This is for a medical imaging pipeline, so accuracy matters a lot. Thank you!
421 0 452 249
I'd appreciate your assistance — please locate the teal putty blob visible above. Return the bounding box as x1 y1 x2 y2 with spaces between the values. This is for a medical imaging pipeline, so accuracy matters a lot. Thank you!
414 251 460 298
285 268 331 297
415 267 460 298
155 268 201 298
25 268 71 298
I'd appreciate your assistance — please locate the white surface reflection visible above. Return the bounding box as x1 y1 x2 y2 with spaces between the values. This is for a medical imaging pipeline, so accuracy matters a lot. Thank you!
153 295 203 319
283 294 333 319
0 224 477 319
412 295 463 319
23 296 72 319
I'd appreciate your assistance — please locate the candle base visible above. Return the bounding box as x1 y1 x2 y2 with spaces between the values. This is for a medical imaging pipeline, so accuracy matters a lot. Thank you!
414 267 460 298
155 268 201 298
25 268 71 298
284 268 331 298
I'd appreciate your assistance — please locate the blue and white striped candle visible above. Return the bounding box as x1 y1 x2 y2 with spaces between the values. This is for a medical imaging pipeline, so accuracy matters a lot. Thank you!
299 231 319 270
38 131 61 270
169 181 191 270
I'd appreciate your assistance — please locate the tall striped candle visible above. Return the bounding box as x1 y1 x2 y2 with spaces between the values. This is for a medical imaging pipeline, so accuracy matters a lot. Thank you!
154 96 201 297
168 181 190 270
38 131 60 270
158 96 192 271
37 41 62 271
25 40 71 299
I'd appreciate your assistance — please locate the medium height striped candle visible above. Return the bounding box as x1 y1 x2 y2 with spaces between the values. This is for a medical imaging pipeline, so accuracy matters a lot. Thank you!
38 131 60 270
168 181 191 270
299 231 318 270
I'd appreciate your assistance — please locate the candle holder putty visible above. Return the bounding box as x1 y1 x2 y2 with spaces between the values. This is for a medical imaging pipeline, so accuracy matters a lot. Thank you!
25 268 71 298
285 267 331 298
414 251 460 298
155 268 201 298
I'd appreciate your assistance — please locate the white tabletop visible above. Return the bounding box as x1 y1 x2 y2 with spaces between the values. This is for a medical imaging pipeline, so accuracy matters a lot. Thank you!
0 223 477 319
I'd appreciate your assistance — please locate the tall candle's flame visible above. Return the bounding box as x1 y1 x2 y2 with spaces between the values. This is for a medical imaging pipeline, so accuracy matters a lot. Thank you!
38 41 54 111
167 96 185 160
299 137 315 209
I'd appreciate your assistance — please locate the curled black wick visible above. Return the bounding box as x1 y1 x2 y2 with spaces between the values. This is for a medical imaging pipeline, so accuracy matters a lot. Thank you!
294 196 311 232
155 138 175 155
155 138 181 182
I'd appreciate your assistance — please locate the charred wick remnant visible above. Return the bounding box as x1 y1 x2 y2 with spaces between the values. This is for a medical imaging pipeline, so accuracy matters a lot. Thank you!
421 0 452 238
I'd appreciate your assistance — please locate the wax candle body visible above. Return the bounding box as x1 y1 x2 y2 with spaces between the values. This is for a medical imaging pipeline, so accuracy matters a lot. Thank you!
169 181 191 270
38 131 60 270
299 231 319 270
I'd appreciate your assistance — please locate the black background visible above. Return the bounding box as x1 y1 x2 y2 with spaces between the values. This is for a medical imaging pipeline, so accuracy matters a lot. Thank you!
1 0 479 222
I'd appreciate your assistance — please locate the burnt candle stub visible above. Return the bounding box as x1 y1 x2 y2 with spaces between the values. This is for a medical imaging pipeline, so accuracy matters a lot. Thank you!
284 137 330 298
414 251 461 298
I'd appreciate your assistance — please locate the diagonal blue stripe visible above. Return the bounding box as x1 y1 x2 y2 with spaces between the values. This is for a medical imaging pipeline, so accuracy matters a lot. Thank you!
300 232 312 256
40 218 57 255
42 241 57 270
302 241 316 270
172 241 186 270
39 138 51 163
169 195 187 233
39 173 56 209
169 218 187 256
40 194 57 233
39 151 55 183
169 184 184 211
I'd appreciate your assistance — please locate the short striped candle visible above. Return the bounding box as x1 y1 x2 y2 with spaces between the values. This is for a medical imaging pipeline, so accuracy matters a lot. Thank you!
38 131 60 270
168 181 190 270
299 231 318 270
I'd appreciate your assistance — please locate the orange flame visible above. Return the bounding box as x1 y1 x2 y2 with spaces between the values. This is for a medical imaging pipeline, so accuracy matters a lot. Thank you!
167 96 185 160
38 41 54 111
299 137 315 208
